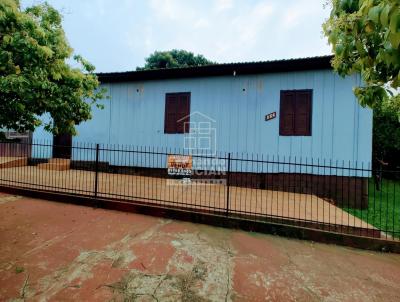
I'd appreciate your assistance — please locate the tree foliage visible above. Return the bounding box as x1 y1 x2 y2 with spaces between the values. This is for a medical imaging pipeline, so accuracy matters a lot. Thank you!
0 0 106 135
323 0 400 108
324 0 400 167
137 49 214 71
373 95 400 167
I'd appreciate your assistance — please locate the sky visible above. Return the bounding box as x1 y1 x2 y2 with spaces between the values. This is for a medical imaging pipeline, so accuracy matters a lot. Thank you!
22 0 332 73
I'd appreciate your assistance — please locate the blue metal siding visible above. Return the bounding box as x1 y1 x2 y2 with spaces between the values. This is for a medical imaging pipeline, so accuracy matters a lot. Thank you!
33 69 372 173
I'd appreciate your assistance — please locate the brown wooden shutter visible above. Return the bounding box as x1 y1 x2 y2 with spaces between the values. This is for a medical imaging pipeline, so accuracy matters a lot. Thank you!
165 94 178 133
164 93 191 134
279 91 295 135
294 90 312 135
177 94 190 133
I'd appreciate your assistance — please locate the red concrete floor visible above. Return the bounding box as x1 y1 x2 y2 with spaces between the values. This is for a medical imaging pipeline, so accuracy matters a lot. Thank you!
0 193 400 301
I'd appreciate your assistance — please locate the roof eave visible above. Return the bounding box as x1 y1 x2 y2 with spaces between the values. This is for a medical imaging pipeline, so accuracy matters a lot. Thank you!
97 55 333 83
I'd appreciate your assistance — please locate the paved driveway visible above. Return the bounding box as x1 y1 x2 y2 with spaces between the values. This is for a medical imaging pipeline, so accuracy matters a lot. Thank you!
0 193 399 301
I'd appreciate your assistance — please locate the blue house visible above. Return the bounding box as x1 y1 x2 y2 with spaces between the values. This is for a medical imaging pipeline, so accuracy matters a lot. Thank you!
33 55 372 165
29 55 373 207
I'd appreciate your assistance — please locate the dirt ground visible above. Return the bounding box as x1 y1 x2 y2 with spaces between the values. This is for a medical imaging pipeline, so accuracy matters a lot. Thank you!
0 193 399 301
0 165 374 231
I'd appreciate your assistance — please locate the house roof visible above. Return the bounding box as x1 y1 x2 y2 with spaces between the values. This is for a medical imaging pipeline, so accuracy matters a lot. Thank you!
97 55 333 83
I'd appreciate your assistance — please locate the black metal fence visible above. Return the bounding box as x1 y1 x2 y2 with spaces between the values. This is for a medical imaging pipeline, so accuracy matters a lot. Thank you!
0 140 399 241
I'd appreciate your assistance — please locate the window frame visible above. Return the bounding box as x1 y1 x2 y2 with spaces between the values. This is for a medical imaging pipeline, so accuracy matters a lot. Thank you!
279 89 312 136
164 92 191 134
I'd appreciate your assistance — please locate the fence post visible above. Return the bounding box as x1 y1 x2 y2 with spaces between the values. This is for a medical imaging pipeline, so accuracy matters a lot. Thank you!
94 143 99 198
226 152 231 215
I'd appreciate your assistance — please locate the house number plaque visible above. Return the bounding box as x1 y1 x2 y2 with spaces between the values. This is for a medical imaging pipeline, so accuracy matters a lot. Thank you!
265 112 276 121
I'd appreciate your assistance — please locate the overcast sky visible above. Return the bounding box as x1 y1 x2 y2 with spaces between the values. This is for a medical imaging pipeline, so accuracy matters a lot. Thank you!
22 0 332 72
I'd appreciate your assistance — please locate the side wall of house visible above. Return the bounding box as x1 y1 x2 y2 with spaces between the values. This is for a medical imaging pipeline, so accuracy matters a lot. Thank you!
33 70 373 174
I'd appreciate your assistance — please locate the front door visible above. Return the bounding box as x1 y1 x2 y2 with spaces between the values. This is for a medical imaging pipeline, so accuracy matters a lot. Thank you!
53 134 72 159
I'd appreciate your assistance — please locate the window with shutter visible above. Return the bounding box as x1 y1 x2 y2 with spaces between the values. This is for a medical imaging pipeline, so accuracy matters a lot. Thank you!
279 90 312 136
164 92 191 134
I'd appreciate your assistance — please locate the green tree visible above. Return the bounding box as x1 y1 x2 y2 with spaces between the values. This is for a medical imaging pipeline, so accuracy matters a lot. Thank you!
137 49 214 71
324 0 400 166
0 0 106 136
323 0 400 108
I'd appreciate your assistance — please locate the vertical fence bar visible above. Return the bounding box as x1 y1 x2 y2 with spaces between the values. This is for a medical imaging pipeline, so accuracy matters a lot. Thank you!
226 152 231 215
94 143 99 198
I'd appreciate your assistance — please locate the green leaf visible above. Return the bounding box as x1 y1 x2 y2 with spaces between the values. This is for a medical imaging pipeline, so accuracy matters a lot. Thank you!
389 32 400 49
368 5 382 24
3 35 11 43
380 4 391 27
360 0 373 14
355 41 365 54
389 10 400 33
335 43 345 55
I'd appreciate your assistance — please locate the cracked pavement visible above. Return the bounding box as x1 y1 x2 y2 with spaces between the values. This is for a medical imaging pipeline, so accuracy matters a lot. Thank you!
0 193 400 301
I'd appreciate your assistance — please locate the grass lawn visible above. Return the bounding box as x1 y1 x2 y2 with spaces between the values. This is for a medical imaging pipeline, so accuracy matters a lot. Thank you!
343 178 400 238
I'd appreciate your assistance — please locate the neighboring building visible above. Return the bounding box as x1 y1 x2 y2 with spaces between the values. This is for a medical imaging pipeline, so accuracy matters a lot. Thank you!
33 55 372 166
0 130 31 157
